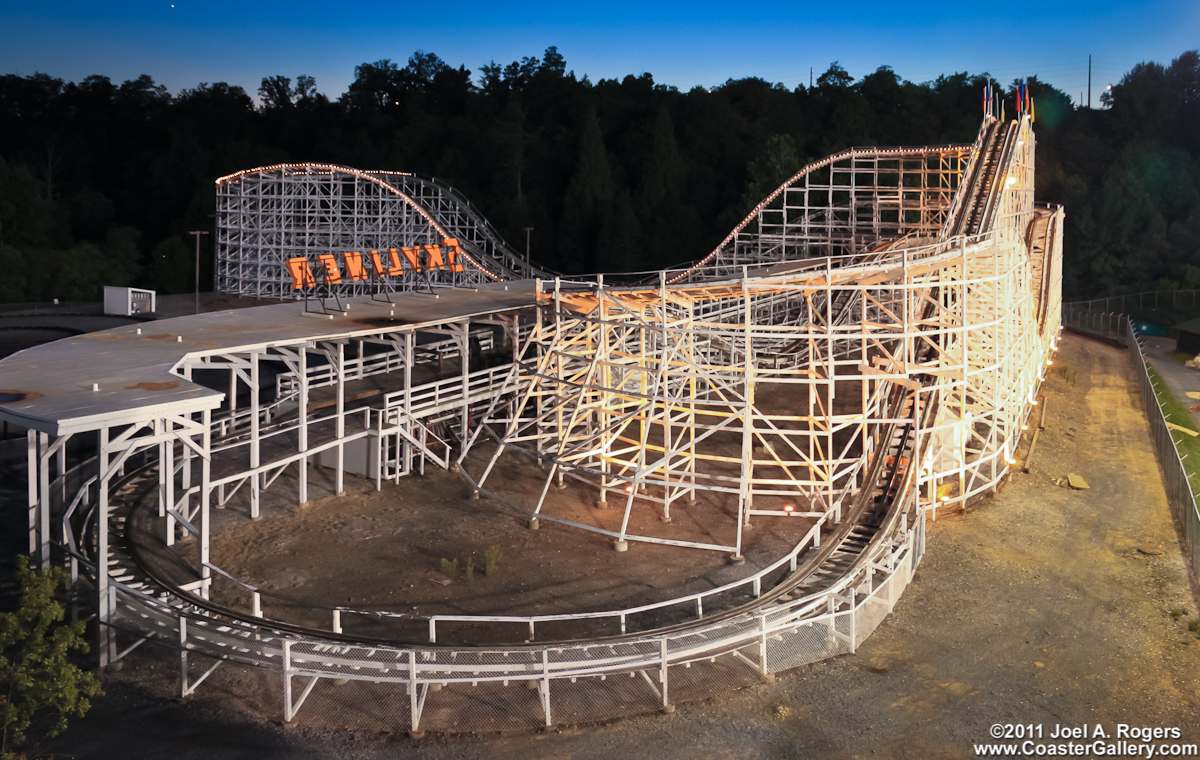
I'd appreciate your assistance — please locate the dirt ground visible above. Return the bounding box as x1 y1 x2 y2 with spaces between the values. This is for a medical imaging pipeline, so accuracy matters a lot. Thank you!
133 428 807 645
40 333 1200 758
131 376 826 644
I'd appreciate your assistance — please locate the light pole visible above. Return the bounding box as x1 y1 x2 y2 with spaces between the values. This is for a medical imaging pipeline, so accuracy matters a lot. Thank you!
189 230 209 314
522 227 533 277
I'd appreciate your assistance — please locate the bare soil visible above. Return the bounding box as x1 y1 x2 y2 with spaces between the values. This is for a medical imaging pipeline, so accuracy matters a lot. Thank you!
131 375 842 644
192 453 805 643
41 333 1200 759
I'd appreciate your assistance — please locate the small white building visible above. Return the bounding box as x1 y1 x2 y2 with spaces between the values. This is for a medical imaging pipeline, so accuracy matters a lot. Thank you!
103 286 156 316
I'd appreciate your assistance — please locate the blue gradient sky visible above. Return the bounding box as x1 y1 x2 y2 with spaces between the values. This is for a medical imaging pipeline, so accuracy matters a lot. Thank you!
1 1 1196 104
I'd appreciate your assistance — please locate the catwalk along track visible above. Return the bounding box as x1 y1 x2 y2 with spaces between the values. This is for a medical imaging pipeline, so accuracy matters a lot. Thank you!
0 110 1062 734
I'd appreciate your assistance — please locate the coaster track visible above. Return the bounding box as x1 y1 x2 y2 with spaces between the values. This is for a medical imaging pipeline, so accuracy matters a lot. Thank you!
3 112 1062 733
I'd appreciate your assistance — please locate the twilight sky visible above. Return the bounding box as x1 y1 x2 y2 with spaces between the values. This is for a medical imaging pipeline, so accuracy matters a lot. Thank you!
1 0 1196 104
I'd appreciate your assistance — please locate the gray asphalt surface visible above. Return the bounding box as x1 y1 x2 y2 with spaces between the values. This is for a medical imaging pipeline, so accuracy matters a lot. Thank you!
1140 335 1200 429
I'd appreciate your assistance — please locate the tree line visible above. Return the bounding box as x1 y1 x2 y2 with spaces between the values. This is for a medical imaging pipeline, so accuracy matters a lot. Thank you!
0 47 1197 302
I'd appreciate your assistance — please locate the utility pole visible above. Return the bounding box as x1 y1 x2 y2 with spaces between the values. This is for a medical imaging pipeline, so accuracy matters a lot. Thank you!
522 227 533 277
1088 54 1092 109
189 230 209 314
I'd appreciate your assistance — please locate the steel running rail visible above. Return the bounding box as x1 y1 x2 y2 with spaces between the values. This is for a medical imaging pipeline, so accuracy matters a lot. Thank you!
95 397 924 663
93 293 930 645
104 346 924 647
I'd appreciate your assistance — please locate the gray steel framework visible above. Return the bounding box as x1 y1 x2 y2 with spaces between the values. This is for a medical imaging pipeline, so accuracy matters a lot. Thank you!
2 113 1062 734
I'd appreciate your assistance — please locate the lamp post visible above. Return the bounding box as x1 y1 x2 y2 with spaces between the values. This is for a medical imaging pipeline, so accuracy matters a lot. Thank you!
189 230 209 314
522 227 533 277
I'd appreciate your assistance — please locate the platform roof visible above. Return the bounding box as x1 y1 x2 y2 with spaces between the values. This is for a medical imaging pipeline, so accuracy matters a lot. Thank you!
0 283 536 436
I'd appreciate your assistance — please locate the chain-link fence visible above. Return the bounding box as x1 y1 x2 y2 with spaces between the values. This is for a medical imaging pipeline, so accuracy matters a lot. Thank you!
1126 318 1200 576
1068 289 1200 314
1062 289 1200 344
1061 298 1200 579
1061 305 1127 342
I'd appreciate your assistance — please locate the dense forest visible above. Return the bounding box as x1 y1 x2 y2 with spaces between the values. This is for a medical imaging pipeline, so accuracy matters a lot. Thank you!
0 48 1197 302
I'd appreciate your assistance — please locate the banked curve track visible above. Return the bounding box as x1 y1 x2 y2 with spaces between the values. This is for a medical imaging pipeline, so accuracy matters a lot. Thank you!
13 112 1061 734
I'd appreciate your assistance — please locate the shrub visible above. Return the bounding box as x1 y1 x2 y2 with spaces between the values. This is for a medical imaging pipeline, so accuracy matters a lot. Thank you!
484 546 500 576
1 560 103 759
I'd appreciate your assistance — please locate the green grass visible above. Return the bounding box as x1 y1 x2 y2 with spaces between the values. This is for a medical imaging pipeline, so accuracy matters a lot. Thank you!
1145 367 1200 483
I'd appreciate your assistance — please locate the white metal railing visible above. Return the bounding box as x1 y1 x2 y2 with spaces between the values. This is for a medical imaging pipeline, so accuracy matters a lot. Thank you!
208 407 365 458
109 508 919 731
275 329 498 397
213 394 292 439
382 363 515 420
193 515 830 645
373 410 453 475
204 364 519 471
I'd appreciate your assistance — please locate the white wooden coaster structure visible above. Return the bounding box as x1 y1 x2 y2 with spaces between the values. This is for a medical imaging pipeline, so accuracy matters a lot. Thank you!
215 164 547 299
0 113 1062 733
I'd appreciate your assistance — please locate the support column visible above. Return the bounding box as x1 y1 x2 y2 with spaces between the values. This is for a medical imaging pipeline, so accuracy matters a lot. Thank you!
56 439 66 504
37 431 51 569
228 363 238 420
825 259 837 522
163 421 175 544
156 420 167 519
26 428 37 558
250 350 261 519
97 426 114 667
734 271 753 560
179 366 193 543
598 279 610 507
659 273 673 521
199 409 212 599
403 332 413 478
298 345 309 504
459 321 470 445
336 342 345 494
686 300 697 504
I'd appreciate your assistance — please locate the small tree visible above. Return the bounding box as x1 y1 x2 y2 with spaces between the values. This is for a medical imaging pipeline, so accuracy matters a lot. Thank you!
1 560 102 760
